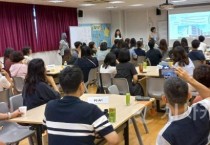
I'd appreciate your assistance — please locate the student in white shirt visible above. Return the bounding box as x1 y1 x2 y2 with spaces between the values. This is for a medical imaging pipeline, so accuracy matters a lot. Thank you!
0 61 12 91
173 46 195 76
198 35 207 53
100 52 117 75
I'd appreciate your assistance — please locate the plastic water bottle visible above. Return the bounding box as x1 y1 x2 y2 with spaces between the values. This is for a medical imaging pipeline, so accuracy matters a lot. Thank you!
64 61 67 66
126 93 131 106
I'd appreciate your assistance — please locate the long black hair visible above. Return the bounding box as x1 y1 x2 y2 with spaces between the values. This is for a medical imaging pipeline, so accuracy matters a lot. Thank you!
114 29 122 38
24 59 47 94
102 52 116 69
173 46 189 67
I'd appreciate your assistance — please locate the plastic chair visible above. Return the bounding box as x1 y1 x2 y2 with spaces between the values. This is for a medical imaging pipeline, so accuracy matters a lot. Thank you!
100 73 113 93
9 94 23 112
192 60 203 68
85 68 98 93
0 89 10 105
146 77 165 112
112 78 130 95
108 85 119 95
13 77 25 93
0 103 35 145
0 102 9 113
137 56 146 64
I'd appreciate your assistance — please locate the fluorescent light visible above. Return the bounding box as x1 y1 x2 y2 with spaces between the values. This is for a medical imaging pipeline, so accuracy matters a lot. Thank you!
129 4 144 7
106 6 118 9
172 0 186 2
80 3 96 7
48 0 65 3
109 1 125 4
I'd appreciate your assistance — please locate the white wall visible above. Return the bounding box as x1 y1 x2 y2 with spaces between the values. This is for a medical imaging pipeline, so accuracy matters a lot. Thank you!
77 8 168 45
78 9 111 24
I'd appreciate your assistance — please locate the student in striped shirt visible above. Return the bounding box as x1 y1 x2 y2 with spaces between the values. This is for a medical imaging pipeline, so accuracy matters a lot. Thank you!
43 66 119 145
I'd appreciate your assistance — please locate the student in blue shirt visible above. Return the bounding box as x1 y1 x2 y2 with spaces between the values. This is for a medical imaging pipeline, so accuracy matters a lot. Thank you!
157 68 210 145
134 41 146 57
44 66 119 145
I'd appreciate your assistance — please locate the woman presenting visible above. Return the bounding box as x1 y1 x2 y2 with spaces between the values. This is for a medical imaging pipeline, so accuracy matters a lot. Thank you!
59 32 69 64
113 29 123 43
149 27 159 42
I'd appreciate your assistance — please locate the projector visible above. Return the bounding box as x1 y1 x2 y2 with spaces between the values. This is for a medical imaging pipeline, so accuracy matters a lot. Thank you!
159 0 174 10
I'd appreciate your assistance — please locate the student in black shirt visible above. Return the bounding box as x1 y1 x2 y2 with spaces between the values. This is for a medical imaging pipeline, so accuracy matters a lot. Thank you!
115 48 144 96
146 39 162 66
188 39 205 63
74 46 98 83
134 41 146 57
23 59 60 110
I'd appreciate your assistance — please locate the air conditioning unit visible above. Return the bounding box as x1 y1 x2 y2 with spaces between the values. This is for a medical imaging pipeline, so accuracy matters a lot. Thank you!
159 0 174 10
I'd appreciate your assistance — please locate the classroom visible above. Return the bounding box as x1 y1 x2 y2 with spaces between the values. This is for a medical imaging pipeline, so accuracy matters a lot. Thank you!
0 0 210 145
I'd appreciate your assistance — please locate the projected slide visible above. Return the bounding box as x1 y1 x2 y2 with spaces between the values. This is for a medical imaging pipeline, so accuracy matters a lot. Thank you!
169 11 210 40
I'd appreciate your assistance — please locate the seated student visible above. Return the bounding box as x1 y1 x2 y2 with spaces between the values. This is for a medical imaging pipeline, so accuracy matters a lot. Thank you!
0 61 12 91
181 37 189 53
169 40 181 59
198 35 207 53
146 39 162 66
96 42 110 61
157 68 210 145
22 46 33 64
3 48 14 76
100 52 117 75
129 38 138 61
188 39 205 63
22 59 60 110
89 41 97 56
124 38 130 49
158 39 169 61
72 41 82 58
63 49 77 65
111 39 119 50
74 46 98 83
173 46 195 76
9 51 28 79
43 66 119 145
115 48 144 96
134 41 146 57
192 64 210 103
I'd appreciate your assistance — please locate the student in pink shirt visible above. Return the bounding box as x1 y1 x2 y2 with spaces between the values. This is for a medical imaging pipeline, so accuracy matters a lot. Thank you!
9 51 27 79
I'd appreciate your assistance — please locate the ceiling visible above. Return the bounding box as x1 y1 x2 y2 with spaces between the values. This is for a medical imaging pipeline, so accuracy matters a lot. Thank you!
0 0 210 10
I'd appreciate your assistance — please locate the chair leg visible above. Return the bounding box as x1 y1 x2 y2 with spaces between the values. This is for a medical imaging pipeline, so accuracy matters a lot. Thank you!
156 100 165 113
28 135 35 145
140 107 149 134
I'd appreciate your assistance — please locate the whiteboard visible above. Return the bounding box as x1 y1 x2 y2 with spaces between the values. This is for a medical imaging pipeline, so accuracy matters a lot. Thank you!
69 26 92 48
157 21 168 42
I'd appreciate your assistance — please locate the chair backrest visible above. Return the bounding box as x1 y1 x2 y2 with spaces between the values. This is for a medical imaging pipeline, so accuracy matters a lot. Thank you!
100 73 112 88
9 94 23 112
146 77 165 99
86 68 98 85
112 78 130 95
137 56 146 64
0 89 10 104
146 58 151 66
192 60 203 68
0 102 9 113
108 85 119 95
13 77 25 93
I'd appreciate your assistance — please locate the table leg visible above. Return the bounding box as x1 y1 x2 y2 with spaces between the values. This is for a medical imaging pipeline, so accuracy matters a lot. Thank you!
131 117 144 145
35 125 43 145
124 121 129 145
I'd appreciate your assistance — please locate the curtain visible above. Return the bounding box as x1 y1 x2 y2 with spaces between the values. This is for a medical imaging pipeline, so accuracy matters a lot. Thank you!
35 5 78 52
0 2 37 56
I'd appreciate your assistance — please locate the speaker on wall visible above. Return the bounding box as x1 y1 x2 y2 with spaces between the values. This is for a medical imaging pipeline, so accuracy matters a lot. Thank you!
78 10 83 17
156 8 161 15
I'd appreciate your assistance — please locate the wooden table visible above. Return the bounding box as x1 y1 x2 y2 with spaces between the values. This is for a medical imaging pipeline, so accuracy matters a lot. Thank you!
136 66 159 77
11 94 153 145
46 65 63 75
